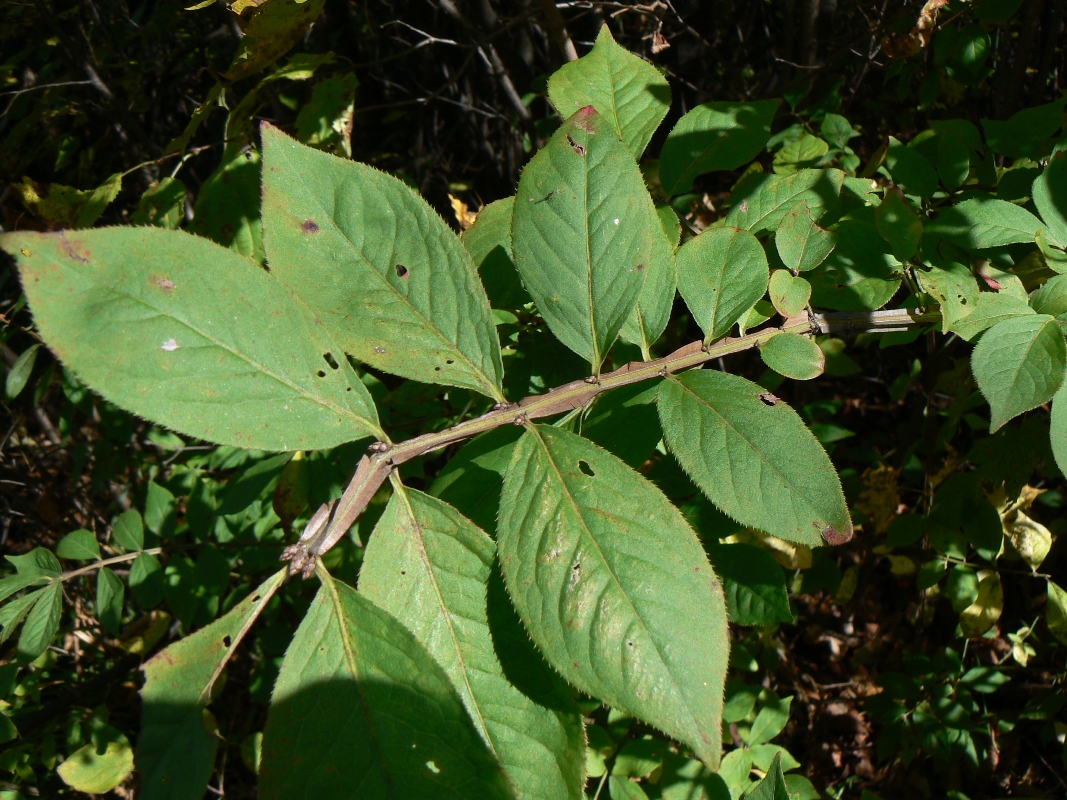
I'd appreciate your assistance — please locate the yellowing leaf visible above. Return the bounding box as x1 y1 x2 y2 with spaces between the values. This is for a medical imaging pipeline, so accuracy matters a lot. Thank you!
57 728 135 794
449 194 478 230
960 571 1003 638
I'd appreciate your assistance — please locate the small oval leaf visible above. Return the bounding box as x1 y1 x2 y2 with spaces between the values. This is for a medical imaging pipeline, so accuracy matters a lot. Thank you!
759 332 825 380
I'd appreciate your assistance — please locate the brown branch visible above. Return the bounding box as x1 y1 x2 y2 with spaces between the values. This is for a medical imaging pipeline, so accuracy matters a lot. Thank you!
283 307 943 574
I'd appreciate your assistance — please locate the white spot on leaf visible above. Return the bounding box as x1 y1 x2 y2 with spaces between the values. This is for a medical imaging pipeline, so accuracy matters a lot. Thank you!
161 338 180 352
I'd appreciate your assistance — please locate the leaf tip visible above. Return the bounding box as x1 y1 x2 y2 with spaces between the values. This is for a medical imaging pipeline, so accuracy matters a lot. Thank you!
821 523 853 546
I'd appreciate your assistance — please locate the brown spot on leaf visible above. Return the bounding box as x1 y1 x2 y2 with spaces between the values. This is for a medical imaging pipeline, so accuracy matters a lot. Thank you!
157 278 176 290
821 524 853 545
759 391 780 406
301 219 320 233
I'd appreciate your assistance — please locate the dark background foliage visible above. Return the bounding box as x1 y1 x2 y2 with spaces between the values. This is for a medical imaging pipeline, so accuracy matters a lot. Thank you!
1 1 1066 798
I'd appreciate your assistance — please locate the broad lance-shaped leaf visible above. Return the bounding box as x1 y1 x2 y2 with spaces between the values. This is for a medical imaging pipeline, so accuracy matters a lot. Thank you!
658 370 853 547
1052 385 1067 476
677 226 768 343
140 568 285 800
497 425 729 769
660 99 780 197
512 107 658 371
1 227 381 451
1033 153 1067 247
259 571 514 800
548 25 671 159
261 123 504 400
971 314 1066 432
359 487 586 800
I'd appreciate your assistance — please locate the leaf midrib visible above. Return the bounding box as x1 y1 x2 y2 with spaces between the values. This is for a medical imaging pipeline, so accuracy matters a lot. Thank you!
530 426 707 742
394 488 499 761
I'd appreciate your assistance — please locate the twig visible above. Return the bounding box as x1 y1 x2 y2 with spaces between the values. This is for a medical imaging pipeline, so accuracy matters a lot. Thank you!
283 308 943 571
539 0 579 62
61 548 164 581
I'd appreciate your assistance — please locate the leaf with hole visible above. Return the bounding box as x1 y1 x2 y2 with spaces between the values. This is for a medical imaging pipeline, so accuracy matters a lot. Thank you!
512 107 659 370
759 333 825 381
677 226 768 343
767 270 811 318
498 425 729 768
971 315 1066 432
726 169 844 234
260 124 503 399
774 202 836 273
916 260 979 332
658 370 852 547
660 100 780 196
1 227 381 450
548 25 671 159
360 487 585 800
259 571 514 800
140 568 285 800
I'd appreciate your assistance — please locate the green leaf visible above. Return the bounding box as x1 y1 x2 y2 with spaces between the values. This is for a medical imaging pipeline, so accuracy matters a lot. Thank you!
511 107 659 370
497 425 729 768
740 752 788 799
982 97 1066 159
360 487 585 799
774 202 836 273
1032 153 1067 247
0 572 52 605
260 124 503 399
129 553 164 608
925 197 1045 250
1031 273 1067 317
885 138 938 198
132 177 187 229
1046 579 1067 646
747 696 792 746
658 370 852 547
460 197 531 310
620 221 678 354
1050 384 1067 475
0 590 42 646
726 169 844 234
111 510 144 553
709 543 793 626
294 72 358 154
677 226 768 343
56 530 101 561
4 344 40 401
875 187 922 261
140 568 285 800
580 380 663 469
14 172 123 229
6 547 61 579
951 291 1035 341
808 211 901 311
190 149 264 261
960 666 1010 694
259 572 514 800
609 775 651 800
917 260 979 333
937 133 971 191
767 270 811 318
18 581 62 661
58 728 135 794
660 99 780 196
1 227 381 451
548 25 671 159
759 332 825 381
96 567 124 635
971 315 1066 432
772 135 828 175
430 426 522 534
820 114 858 149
